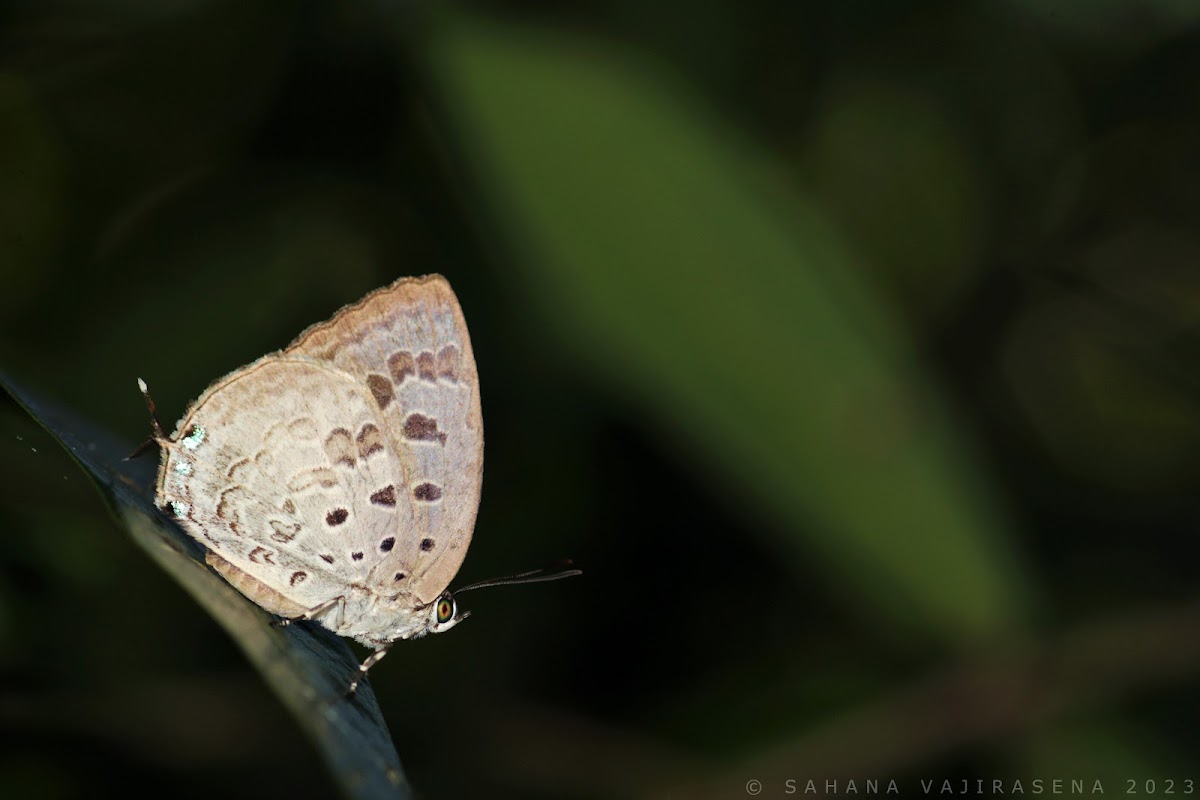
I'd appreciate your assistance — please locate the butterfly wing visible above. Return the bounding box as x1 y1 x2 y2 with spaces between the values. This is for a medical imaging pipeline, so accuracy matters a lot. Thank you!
158 358 414 624
284 274 483 607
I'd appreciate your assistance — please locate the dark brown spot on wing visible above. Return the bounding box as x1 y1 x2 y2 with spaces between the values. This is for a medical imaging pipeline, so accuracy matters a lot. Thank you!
249 546 275 564
288 467 339 492
324 427 356 468
394 572 406 582
370 485 396 506
366 373 394 410
226 457 251 479
356 423 385 459
253 449 275 471
269 520 301 543
417 351 436 382
216 490 232 519
437 344 461 382
321 554 335 564
387 351 415 384
380 537 395 552
352 551 364 561
326 508 349 526
216 486 247 525
420 538 434 551
290 571 307 586
413 482 443 502
402 413 445 445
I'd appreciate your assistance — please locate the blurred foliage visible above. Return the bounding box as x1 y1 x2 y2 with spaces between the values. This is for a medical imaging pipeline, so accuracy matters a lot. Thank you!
427 15 1030 644
3 1 1200 798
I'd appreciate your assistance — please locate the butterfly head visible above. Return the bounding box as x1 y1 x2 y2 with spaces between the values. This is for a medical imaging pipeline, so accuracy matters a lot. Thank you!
405 561 580 640
425 591 469 635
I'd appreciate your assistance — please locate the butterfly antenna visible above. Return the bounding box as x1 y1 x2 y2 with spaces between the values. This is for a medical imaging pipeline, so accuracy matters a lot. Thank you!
454 559 582 594
126 378 170 460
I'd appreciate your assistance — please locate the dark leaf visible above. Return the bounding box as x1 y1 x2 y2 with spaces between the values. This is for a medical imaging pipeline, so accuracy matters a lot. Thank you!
0 370 410 800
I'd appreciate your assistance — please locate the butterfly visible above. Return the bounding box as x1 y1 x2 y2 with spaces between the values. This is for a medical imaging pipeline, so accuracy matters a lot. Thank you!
136 274 577 693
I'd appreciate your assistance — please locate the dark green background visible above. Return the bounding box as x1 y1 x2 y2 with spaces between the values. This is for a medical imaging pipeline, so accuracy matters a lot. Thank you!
3 1 1200 797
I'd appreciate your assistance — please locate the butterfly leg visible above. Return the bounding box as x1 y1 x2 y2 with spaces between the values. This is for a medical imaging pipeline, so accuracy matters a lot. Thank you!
126 378 172 460
273 595 346 630
346 645 391 698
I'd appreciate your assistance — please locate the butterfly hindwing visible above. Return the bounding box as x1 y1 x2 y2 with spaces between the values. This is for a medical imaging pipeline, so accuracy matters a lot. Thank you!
159 360 405 613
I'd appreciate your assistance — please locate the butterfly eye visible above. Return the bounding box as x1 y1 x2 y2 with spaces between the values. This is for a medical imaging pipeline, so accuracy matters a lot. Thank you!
428 593 468 633
436 596 455 624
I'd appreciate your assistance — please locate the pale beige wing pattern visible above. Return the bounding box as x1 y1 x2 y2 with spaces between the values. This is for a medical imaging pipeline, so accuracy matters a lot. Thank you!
158 359 415 616
284 274 483 606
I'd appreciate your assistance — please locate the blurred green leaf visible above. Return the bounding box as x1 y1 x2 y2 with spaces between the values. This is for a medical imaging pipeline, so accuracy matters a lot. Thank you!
803 77 987 321
0 372 410 800
427 15 1032 645
1003 226 1200 493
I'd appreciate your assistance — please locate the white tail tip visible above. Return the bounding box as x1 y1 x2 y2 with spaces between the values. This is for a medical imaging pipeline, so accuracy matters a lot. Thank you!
137 378 148 394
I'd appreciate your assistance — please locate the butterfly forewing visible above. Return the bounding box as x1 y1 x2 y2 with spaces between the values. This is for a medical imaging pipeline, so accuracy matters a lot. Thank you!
285 275 483 607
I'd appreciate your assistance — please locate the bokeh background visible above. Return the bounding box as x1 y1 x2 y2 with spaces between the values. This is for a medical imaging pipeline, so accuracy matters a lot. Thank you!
3 1 1200 797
